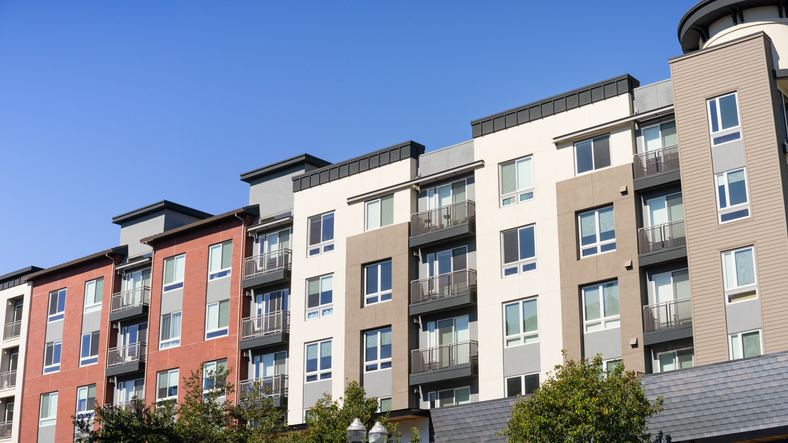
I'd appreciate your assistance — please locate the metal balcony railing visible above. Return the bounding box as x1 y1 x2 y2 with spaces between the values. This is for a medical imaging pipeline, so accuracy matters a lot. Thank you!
110 287 150 313
241 311 290 339
633 145 680 179
638 219 686 254
0 371 15 390
410 200 476 237
3 321 20 341
107 343 147 367
411 269 477 305
238 374 288 399
411 340 478 374
244 249 292 279
109 400 140 411
643 299 692 333
0 420 11 440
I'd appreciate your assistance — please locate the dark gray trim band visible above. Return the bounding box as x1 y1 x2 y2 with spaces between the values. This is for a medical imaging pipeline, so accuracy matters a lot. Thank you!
240 154 331 184
677 0 783 53
0 266 43 291
112 200 213 225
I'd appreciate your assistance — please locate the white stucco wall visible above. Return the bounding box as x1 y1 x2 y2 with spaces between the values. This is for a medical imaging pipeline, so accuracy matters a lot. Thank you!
0 280 33 443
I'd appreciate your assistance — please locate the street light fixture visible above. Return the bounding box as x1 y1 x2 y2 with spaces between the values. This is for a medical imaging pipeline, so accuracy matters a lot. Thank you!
368 421 388 443
347 418 367 443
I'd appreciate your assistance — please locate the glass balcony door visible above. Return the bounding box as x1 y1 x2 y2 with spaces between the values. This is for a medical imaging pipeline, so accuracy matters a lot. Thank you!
122 269 151 305
428 315 469 369
427 247 468 298
117 379 144 404
650 269 690 327
120 323 147 362
427 181 467 227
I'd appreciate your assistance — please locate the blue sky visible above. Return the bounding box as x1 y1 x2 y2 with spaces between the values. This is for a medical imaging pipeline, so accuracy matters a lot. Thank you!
0 1 693 273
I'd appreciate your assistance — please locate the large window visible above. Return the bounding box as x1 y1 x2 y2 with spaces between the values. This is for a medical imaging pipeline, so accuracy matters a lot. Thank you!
715 168 750 223
729 330 762 360
501 225 536 276
156 369 179 402
500 156 534 206
306 275 333 319
578 206 615 257
506 374 539 397
48 289 66 322
582 281 619 332
364 328 392 372
366 194 394 231
305 340 332 382
203 359 227 394
44 341 61 374
39 392 58 427
205 300 230 339
657 349 694 373
76 385 96 420
428 387 470 408
707 92 741 146
575 135 610 175
722 246 757 304
83 278 103 313
364 261 392 305
208 240 233 281
163 254 186 292
80 331 100 366
308 212 335 256
503 298 538 347
160 312 182 350
642 121 678 151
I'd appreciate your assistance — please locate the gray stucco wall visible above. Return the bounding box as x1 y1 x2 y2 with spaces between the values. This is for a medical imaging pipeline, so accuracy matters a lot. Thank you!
726 298 762 334
206 275 231 304
503 342 540 377
417 140 475 177
362 368 391 399
161 288 183 315
161 209 205 232
119 211 165 258
45 320 63 343
583 328 622 360
248 165 305 218
633 79 673 113
711 139 747 173
37 423 56 443
303 379 332 411
81 310 102 334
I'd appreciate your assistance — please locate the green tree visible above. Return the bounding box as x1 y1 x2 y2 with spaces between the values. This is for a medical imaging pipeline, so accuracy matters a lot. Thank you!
73 398 180 443
498 352 663 443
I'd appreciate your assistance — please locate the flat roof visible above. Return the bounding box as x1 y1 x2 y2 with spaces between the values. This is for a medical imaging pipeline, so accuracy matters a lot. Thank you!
140 205 259 244
24 247 128 282
112 200 214 225
240 153 332 184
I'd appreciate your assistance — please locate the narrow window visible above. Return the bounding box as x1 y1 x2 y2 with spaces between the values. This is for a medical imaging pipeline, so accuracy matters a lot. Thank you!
203 359 227 394
43 341 62 374
582 281 620 332
208 240 233 281
503 298 538 347
83 278 103 313
75 385 96 420
39 392 58 427
707 92 741 146
364 327 392 372
500 156 534 206
366 194 394 231
156 369 179 402
163 254 186 292
378 397 392 413
722 246 757 303
715 168 750 223
308 212 335 256
205 300 230 339
364 261 392 305
501 225 536 276
159 312 182 350
47 289 66 322
305 340 332 382
578 206 616 257
306 275 333 319
80 331 100 366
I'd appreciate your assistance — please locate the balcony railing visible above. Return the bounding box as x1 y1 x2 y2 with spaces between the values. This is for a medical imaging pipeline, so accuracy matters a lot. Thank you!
111 287 150 313
109 400 141 411
0 371 15 390
238 374 288 399
633 145 679 179
244 249 292 279
410 200 476 237
241 311 290 339
3 321 20 341
411 340 478 375
643 299 692 333
107 343 147 367
638 219 686 254
0 420 11 440
411 269 477 305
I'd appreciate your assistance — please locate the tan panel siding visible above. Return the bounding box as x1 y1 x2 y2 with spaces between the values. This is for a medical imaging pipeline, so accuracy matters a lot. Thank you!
671 34 788 365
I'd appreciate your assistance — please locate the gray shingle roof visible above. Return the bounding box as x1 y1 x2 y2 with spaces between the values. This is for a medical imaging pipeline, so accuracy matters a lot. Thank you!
430 397 515 442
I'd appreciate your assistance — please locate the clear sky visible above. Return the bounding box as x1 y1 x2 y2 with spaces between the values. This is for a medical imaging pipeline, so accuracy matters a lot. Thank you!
0 0 694 273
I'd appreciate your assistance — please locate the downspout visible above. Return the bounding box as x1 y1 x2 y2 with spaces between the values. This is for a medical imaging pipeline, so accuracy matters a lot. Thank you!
233 212 249 400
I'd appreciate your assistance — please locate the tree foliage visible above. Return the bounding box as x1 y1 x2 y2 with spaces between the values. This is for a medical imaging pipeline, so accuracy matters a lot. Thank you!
498 352 663 443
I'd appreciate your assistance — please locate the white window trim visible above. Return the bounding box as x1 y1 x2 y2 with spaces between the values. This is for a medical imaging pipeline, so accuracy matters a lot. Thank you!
257 228 291 255
305 340 332 383
43 340 61 374
83 279 102 313
202 360 227 395
577 206 616 258
205 301 230 340
48 289 66 323
656 347 694 373
601 359 622 373
505 373 540 397
307 212 335 257
574 136 612 176
306 275 333 320
499 156 535 207
640 121 678 152
163 254 186 293
79 332 99 367
501 225 537 278
722 246 758 304
378 397 392 413
364 328 392 373
729 329 763 360
427 386 471 409
715 168 751 224
39 392 58 427
76 386 95 419
208 241 232 281
582 281 620 333
707 92 742 147
503 298 539 347
425 179 468 209
156 369 179 402
364 261 392 306
159 312 182 350
365 194 394 232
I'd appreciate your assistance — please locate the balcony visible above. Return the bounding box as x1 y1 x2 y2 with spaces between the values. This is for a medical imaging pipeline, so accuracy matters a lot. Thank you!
409 269 477 316
238 374 288 408
239 311 290 350
637 220 687 266
409 200 476 248
109 401 139 411
109 287 150 322
105 343 146 377
0 420 11 440
633 145 680 190
410 340 478 386
242 249 292 290
642 299 693 345
0 371 15 390
3 321 20 341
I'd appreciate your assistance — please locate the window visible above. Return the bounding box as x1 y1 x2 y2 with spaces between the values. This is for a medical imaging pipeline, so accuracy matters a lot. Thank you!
305 340 332 382
715 168 750 223
722 246 757 303
203 360 227 394
39 392 58 427
208 241 233 281
657 349 694 372
503 298 538 347
156 369 179 401
366 194 394 231
730 330 762 360
582 281 619 332
707 92 741 146
48 289 66 322
306 275 333 319
364 261 392 305
163 254 185 292
308 212 335 256
428 387 470 408
76 385 96 420
578 206 615 257
83 278 103 313
378 397 392 413
205 300 230 339
160 312 182 350
602 359 622 374
642 121 678 151
80 331 100 366
44 341 62 374
501 225 536 276
500 156 534 206
575 135 610 175
365 328 392 372
781 91 788 141
506 374 539 397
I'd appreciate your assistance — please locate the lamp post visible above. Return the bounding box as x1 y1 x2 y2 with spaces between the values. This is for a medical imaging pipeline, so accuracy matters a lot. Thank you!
347 418 388 443
368 421 388 443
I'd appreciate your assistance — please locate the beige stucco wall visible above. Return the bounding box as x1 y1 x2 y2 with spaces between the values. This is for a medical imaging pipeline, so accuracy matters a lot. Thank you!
703 7 788 70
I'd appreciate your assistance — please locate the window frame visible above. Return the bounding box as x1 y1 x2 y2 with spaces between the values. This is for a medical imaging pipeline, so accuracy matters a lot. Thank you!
156 369 179 402
163 254 186 292
305 340 332 383
577 206 616 258
656 348 694 373
505 373 540 398
501 224 537 277
715 168 750 224
307 212 335 257
202 359 227 394
729 329 763 360
499 156 535 207
47 289 66 323
76 385 96 420
722 246 758 304
39 392 58 427
503 297 539 347
427 386 471 409
641 120 678 151
80 331 100 367
378 397 392 413
364 327 392 372
83 278 103 313
306 275 333 319
208 240 233 281
43 340 62 374
582 281 620 333
205 300 230 340
364 261 392 306
707 92 742 147
365 194 394 231
574 134 611 176
159 311 182 350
